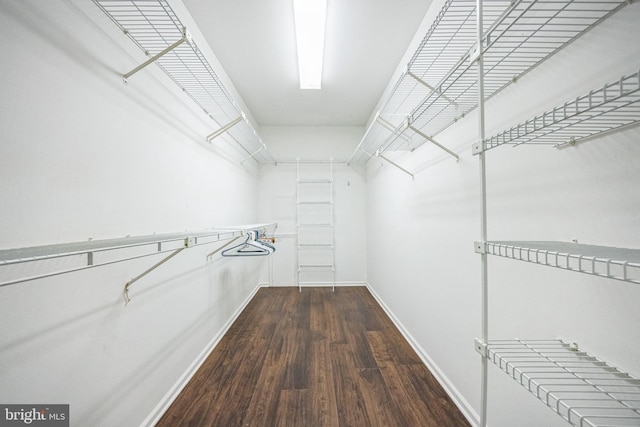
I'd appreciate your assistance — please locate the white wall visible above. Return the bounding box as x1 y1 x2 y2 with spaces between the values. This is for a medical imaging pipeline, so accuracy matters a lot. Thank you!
258 126 367 286
366 3 640 427
0 1 267 425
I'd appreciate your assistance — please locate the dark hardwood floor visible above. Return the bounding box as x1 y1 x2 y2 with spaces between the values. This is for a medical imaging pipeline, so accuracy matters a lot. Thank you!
157 286 470 427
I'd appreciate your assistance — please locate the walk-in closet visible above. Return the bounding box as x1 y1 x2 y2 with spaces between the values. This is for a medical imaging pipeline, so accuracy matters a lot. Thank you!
1 0 638 426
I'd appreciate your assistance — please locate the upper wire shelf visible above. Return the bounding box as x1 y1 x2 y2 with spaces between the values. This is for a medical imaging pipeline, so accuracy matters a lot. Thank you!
93 0 274 164
480 70 640 151
349 0 627 165
479 241 640 285
487 339 640 426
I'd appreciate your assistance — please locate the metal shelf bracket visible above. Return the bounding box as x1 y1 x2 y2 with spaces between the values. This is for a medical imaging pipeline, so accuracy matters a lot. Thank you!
472 141 484 156
123 236 195 305
474 241 486 254
406 68 458 108
206 114 245 142
408 120 459 160
123 27 192 84
241 143 267 165
474 338 488 357
376 151 415 180
376 115 413 144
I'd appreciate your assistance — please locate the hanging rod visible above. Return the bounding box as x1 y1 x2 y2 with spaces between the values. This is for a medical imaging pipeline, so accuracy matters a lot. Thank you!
274 158 348 165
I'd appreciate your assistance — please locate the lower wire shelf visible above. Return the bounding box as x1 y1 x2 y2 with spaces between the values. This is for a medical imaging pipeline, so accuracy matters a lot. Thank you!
487 339 640 426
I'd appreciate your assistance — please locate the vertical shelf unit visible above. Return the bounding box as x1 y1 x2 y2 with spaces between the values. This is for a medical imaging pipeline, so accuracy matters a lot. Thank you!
93 0 274 164
355 0 640 425
468 1 640 427
296 159 335 292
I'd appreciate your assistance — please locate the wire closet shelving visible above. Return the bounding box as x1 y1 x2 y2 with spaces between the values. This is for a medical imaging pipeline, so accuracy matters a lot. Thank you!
350 0 640 424
348 0 630 172
486 340 640 427
93 0 274 164
478 241 640 285
450 0 640 426
0 223 277 304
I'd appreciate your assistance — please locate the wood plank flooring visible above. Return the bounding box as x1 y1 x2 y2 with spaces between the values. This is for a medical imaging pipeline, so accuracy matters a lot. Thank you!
157 286 470 427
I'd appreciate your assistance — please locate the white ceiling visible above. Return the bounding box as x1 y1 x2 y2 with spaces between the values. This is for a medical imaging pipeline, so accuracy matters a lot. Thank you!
182 0 433 126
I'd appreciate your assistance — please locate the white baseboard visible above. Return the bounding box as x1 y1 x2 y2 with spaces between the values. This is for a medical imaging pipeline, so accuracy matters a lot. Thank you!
365 282 480 427
141 282 263 427
143 282 477 426
265 281 368 287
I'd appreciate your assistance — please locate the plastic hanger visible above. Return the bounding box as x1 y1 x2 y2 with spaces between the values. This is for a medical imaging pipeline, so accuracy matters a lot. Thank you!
221 231 275 257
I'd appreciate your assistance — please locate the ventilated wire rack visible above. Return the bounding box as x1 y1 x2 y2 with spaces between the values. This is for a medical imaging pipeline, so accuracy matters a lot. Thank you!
93 0 274 164
487 339 640 426
349 0 628 165
348 0 507 164
482 241 640 284
483 70 640 150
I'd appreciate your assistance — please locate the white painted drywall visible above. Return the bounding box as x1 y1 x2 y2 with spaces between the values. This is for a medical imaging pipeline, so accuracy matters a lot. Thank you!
0 1 267 425
258 126 367 286
366 3 640 427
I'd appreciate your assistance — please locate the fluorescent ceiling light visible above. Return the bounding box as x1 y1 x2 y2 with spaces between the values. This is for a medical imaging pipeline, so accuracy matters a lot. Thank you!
293 0 327 89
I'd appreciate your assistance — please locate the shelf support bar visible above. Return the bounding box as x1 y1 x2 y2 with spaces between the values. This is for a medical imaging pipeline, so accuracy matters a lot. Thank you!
206 235 243 259
123 237 194 305
123 29 192 83
408 125 459 160
376 116 413 144
206 115 244 142
406 70 458 107
377 153 414 180
476 0 489 425
240 144 266 165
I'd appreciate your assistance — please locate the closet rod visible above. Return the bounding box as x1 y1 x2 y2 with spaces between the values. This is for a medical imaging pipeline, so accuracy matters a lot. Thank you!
275 158 347 165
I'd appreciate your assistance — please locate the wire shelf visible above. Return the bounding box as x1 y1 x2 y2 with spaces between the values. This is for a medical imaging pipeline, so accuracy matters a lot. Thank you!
487 339 640 426
349 0 507 164
483 70 640 150
483 241 640 285
349 0 627 165
0 223 276 288
93 0 274 164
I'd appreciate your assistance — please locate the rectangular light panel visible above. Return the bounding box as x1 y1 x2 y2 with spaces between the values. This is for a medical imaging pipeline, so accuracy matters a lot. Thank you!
293 0 327 89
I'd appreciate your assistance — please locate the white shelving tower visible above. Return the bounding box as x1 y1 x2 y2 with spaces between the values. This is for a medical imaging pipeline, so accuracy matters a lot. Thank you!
296 159 335 292
347 0 640 425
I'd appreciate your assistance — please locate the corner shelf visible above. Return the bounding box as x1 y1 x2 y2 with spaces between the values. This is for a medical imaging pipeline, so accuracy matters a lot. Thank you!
93 0 274 164
486 339 640 427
